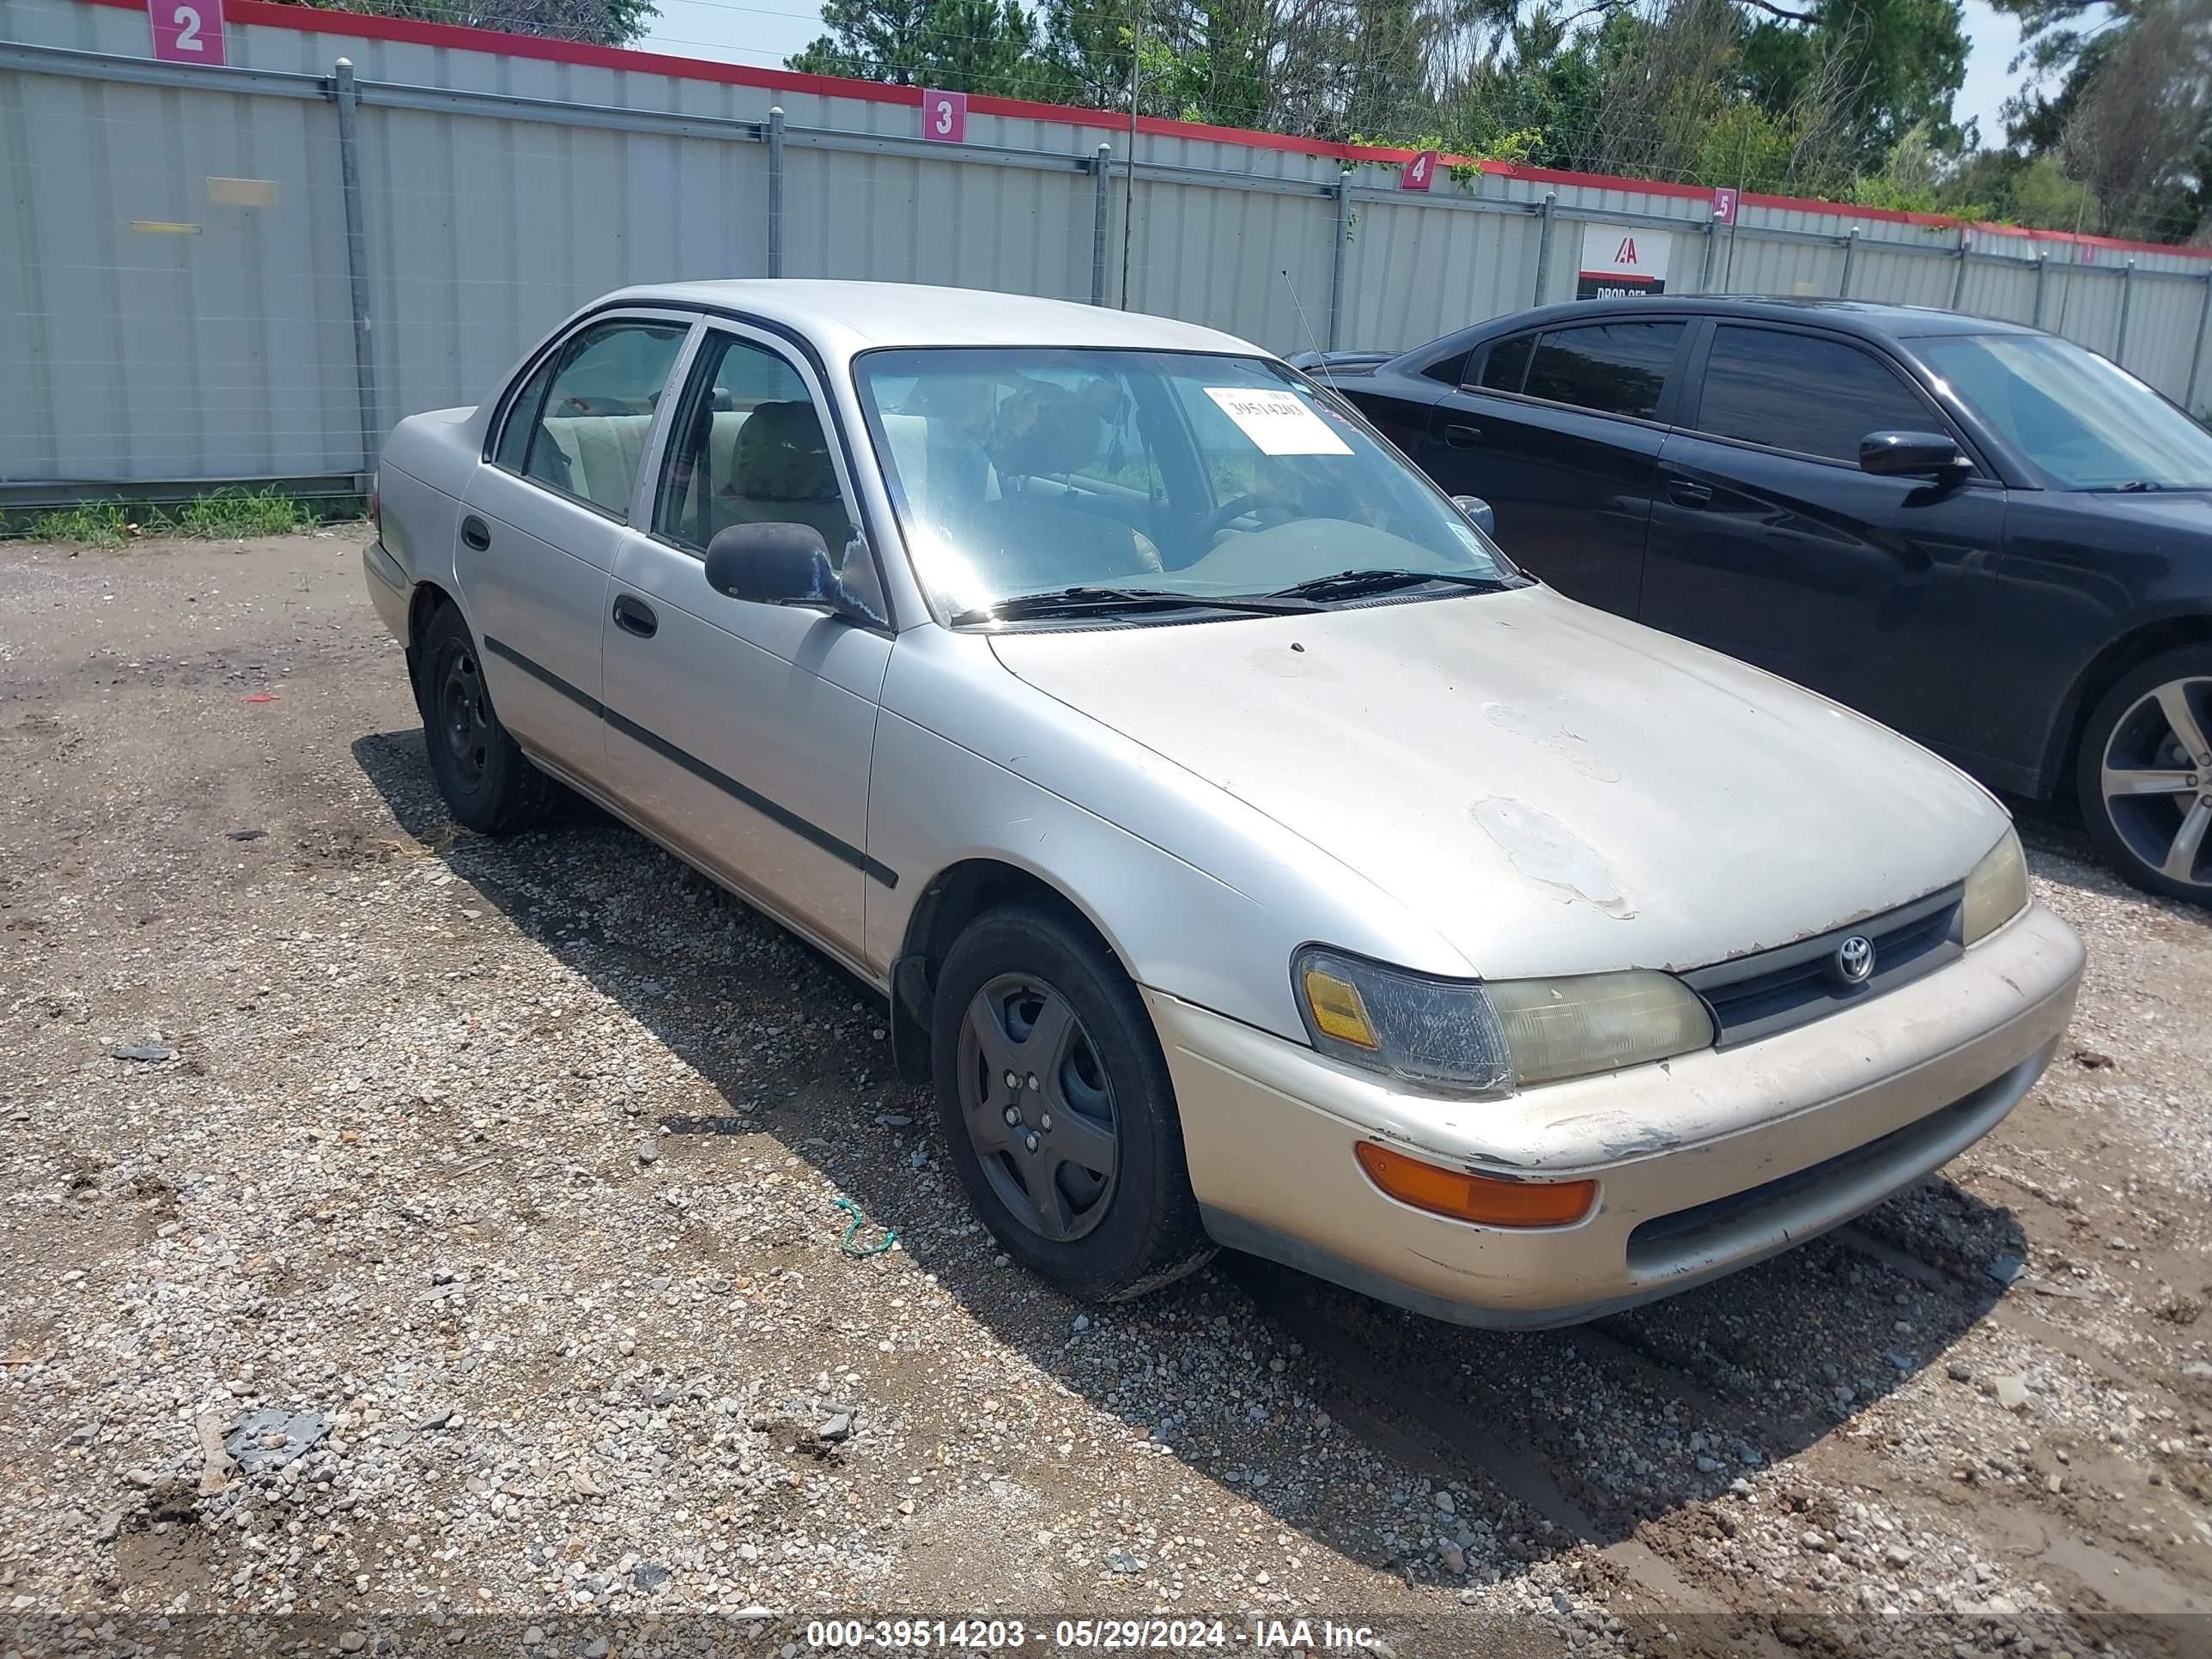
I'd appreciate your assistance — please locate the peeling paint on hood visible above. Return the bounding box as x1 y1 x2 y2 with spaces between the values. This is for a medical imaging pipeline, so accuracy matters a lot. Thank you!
988 585 2010 980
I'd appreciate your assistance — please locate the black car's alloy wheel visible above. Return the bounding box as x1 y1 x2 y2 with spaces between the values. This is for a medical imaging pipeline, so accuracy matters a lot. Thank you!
2080 647 2212 905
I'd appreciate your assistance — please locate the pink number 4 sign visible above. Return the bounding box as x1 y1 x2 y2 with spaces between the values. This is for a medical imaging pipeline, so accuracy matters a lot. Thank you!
921 89 967 144
1401 150 1438 192
149 0 226 65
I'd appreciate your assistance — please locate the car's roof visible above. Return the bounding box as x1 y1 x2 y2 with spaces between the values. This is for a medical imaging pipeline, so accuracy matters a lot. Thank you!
597 279 1267 359
1446 295 2041 345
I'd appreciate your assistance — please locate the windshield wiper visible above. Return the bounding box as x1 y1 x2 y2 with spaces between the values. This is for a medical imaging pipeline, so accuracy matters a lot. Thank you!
950 586 1316 626
2110 479 2166 492
1269 568 1513 603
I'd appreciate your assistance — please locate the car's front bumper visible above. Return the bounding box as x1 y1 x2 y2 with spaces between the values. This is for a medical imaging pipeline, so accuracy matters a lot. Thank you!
1150 899 2084 1328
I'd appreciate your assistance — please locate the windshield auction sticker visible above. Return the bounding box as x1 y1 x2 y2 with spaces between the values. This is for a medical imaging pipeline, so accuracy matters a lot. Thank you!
1203 386 1352 456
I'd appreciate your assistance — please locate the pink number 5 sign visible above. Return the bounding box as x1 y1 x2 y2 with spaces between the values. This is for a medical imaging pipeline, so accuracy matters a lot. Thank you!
921 89 967 144
149 0 227 65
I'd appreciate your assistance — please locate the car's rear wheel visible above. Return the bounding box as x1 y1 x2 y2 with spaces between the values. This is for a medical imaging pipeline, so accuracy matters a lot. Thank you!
2076 644 2212 906
930 902 1212 1302
415 601 562 836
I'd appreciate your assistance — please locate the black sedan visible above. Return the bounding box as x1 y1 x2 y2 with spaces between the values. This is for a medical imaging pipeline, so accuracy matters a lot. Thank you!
1299 296 2212 904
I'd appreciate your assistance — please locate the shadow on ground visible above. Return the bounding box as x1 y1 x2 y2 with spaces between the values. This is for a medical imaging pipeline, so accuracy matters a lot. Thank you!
351 726 2026 1585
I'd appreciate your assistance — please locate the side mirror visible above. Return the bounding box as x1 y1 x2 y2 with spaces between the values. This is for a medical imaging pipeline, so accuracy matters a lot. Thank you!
704 522 851 615
1452 495 1497 538
1859 430 1969 479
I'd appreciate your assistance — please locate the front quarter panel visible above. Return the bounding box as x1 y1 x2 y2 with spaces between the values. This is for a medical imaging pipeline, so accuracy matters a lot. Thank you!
867 626 1475 1042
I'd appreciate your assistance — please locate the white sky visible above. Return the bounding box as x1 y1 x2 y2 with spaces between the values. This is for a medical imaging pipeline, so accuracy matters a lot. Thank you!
640 0 2032 149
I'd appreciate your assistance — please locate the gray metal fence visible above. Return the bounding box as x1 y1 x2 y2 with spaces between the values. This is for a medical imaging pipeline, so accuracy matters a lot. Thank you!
5 0 2211 502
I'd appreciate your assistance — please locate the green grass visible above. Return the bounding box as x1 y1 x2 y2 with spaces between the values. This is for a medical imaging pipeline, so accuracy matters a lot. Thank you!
23 501 135 544
21 486 329 546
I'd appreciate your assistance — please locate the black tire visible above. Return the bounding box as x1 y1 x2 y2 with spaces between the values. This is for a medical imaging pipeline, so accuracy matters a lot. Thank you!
413 601 563 836
2074 642 2212 906
930 902 1213 1303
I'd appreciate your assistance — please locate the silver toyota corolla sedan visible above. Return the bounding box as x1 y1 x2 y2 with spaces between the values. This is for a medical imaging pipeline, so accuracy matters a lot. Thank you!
362 280 2085 1328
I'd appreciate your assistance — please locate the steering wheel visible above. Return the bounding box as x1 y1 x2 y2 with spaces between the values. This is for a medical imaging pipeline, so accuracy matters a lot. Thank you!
1197 493 1297 544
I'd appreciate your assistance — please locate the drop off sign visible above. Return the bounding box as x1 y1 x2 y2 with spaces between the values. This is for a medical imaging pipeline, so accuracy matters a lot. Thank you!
1577 225 1668 299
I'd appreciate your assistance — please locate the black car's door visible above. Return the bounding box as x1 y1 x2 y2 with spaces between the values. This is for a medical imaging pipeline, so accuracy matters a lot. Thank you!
1413 319 1692 617
1641 320 2006 746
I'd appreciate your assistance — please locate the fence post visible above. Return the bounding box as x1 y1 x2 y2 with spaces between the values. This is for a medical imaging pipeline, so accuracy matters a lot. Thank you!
2032 252 2048 328
766 107 785 278
2187 270 2212 415
1090 144 1112 307
1699 213 1718 293
1837 226 1859 298
331 59 380 483
1948 227 1970 311
1328 170 1352 350
1531 191 1556 306
2115 258 2135 365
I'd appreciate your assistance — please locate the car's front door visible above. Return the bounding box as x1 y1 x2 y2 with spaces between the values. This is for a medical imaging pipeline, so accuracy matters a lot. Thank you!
600 321 896 969
1413 318 1691 617
1640 322 2005 743
458 313 693 787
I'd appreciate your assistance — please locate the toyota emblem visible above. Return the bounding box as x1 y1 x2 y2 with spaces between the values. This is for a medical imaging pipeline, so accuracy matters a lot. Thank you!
1833 934 1875 985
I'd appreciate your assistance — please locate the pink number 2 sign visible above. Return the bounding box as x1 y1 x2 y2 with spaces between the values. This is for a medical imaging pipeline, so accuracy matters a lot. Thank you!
149 0 227 65
921 89 967 144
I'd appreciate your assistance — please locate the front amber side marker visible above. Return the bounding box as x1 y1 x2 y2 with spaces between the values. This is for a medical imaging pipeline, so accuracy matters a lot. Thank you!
1354 1140 1597 1228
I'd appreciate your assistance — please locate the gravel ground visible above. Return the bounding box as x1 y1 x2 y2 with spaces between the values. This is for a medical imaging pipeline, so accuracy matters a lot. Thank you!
3 532 2209 1659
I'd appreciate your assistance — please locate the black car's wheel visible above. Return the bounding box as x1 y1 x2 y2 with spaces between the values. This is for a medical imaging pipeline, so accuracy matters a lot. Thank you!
2076 644 2212 906
930 902 1213 1302
414 601 562 836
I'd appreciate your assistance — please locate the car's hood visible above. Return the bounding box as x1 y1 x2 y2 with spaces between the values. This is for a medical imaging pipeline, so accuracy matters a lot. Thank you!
988 586 2009 979
2063 487 2212 543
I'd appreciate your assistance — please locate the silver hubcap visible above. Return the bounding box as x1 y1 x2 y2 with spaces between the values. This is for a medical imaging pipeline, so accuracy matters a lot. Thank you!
957 974 1119 1243
2100 675 2212 890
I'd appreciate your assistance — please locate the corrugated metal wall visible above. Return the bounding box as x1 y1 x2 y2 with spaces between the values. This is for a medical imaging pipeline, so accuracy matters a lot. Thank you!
4 0 2210 492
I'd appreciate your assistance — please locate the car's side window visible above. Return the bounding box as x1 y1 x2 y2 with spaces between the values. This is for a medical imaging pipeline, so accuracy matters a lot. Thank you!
497 319 689 518
654 331 857 562
1521 322 1684 421
1694 326 1940 465
493 356 557 473
1475 334 1534 393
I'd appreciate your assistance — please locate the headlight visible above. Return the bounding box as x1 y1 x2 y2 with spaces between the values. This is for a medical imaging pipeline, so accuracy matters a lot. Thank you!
1293 946 1714 1095
1961 827 2028 945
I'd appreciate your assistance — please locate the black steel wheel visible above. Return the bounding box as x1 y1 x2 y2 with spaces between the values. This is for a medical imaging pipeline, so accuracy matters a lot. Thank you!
931 902 1213 1302
414 601 562 836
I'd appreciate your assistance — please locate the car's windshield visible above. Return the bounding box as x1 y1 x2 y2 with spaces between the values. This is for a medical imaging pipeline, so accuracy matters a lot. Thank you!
852 348 1520 619
1919 332 2212 491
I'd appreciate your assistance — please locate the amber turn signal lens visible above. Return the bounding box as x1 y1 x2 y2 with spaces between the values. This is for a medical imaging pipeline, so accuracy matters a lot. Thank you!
1354 1140 1597 1228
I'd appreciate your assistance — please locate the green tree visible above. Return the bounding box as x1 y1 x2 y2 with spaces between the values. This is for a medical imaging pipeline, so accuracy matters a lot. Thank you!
305 0 659 47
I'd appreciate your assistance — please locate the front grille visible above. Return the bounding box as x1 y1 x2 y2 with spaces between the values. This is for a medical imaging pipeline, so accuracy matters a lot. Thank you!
1680 884 1963 1048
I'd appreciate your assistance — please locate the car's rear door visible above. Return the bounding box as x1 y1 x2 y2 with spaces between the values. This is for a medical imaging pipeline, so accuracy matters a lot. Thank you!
1641 321 2005 743
1412 318 1692 617
600 319 896 973
457 311 695 787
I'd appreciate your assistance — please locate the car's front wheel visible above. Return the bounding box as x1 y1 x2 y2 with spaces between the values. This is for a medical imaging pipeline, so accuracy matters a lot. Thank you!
930 902 1213 1302
414 601 562 836
2076 644 2212 905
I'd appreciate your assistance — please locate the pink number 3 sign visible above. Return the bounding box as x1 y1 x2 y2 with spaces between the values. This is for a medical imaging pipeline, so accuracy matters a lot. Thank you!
921 88 967 144
149 0 227 65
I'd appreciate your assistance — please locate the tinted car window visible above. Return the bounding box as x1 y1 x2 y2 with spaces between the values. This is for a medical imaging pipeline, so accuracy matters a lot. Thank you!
1477 334 1534 392
1522 322 1682 419
1697 327 1933 464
